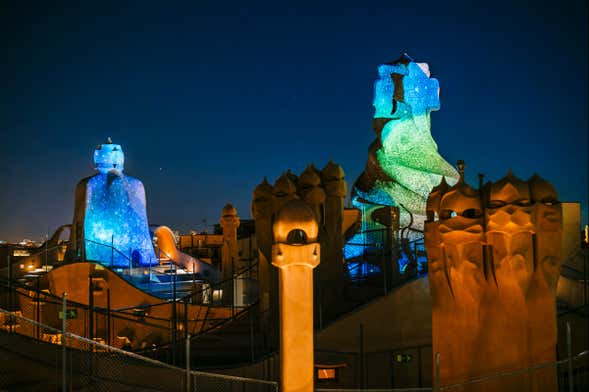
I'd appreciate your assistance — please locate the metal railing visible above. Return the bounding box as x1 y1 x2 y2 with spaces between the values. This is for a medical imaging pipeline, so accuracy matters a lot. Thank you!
345 227 426 271
3 297 586 391
434 351 588 391
0 306 278 391
432 322 586 391
0 273 262 365
1 236 269 366
314 346 587 392
316 389 430 392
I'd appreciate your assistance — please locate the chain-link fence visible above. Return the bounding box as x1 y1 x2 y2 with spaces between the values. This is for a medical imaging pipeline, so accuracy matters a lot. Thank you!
0 306 278 391
313 346 587 392
433 351 588 391
0 264 261 363
316 389 430 392
2 303 587 391
189 370 278 392
430 321 588 391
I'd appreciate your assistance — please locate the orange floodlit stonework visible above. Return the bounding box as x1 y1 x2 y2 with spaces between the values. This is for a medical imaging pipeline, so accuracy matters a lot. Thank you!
219 203 241 280
272 200 320 392
252 162 347 331
425 162 562 391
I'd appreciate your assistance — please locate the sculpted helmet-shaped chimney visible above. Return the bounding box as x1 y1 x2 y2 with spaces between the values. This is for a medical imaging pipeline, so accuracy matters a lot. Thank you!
273 200 319 247
299 164 322 194
272 200 320 392
528 174 559 205
352 54 458 233
69 138 157 267
273 173 298 212
94 137 125 175
438 162 482 222
425 166 563 391
252 177 274 220
426 176 450 222
321 160 347 197
220 203 240 281
489 169 531 207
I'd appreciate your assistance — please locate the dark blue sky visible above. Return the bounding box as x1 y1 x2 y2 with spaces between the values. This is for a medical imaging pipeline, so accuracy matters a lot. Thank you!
1 1 587 241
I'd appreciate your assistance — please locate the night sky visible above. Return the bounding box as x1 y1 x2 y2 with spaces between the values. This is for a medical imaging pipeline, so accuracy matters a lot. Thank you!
1 1 587 242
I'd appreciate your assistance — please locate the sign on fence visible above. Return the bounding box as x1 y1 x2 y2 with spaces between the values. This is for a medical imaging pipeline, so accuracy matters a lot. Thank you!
58 309 77 319
395 353 413 363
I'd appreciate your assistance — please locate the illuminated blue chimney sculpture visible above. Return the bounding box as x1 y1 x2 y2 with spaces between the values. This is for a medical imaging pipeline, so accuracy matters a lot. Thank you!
69 138 157 267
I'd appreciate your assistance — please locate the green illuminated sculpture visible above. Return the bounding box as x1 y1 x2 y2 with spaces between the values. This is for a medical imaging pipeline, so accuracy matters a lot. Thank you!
352 54 459 231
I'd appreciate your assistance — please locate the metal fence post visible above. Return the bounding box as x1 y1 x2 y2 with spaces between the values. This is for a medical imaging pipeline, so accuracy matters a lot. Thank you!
89 276 94 344
566 322 573 392
45 234 48 270
435 352 440 392
249 304 255 363
172 261 177 365
62 292 67 392
231 256 235 318
186 334 191 392
107 288 111 346
36 276 40 339
359 323 365 389
7 254 12 330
